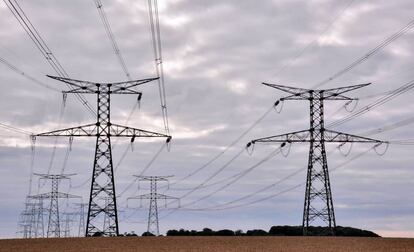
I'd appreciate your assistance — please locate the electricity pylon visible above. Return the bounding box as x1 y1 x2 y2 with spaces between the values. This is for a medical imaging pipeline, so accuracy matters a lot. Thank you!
18 199 44 238
33 76 171 236
29 173 80 238
247 83 386 236
127 176 179 236
62 212 78 237
74 203 87 237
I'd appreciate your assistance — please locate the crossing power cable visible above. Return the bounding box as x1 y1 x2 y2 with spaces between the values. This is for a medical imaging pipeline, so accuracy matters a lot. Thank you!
147 0 170 136
271 0 356 79
178 145 375 212
3 0 96 118
327 78 414 129
179 145 284 208
93 0 131 81
313 18 414 89
164 105 275 189
0 56 59 92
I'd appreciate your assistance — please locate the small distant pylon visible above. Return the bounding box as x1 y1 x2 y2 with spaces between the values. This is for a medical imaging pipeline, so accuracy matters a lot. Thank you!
74 203 87 237
29 173 81 238
127 176 179 236
62 212 77 237
18 197 45 238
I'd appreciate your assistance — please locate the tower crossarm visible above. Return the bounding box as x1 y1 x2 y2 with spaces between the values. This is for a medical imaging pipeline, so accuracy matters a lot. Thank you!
35 123 170 141
47 75 158 94
250 129 385 144
262 83 311 100
134 175 173 181
109 124 171 140
262 82 371 101
35 123 97 137
128 194 178 200
323 129 385 143
250 129 311 144
29 192 81 199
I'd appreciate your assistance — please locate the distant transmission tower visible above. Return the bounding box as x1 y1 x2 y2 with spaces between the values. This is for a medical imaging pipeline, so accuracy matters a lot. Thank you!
62 212 77 237
128 176 179 236
29 173 80 238
18 198 44 238
33 76 171 236
248 83 386 235
74 203 87 237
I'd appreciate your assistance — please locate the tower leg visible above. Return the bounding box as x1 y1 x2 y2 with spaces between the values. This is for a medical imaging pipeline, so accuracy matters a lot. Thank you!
86 86 119 236
302 92 336 235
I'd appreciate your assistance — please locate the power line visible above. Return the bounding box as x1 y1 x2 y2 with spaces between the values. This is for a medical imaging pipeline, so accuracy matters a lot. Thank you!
147 0 170 135
327 79 414 128
271 0 356 79
3 0 96 117
0 122 32 135
165 105 275 189
179 145 284 208
314 18 414 88
93 0 131 81
0 56 59 92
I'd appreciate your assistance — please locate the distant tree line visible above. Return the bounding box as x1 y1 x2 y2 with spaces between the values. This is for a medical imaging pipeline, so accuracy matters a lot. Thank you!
165 226 380 237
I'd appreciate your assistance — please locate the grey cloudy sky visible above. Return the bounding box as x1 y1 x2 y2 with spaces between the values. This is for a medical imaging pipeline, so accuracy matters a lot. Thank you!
0 0 414 238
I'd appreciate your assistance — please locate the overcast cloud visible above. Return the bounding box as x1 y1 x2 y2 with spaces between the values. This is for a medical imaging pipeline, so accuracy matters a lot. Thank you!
0 0 414 238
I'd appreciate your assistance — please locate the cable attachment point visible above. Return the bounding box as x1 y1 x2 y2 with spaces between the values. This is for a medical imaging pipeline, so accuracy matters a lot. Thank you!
166 136 172 152
30 135 36 152
130 136 136 152
344 99 359 113
373 142 389 156
137 93 142 109
69 136 73 151
62 92 68 107
246 141 255 155
281 141 292 157
274 99 284 113
337 142 353 157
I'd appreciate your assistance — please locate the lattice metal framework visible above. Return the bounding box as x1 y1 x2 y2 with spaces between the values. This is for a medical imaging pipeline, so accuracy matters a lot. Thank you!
29 173 80 238
248 83 386 235
18 198 44 238
128 176 178 236
74 203 87 237
34 76 171 236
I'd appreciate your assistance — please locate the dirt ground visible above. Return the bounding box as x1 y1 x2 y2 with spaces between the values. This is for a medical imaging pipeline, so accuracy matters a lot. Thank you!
1 236 414 252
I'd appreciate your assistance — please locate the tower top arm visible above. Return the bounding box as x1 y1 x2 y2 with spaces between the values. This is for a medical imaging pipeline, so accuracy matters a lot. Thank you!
134 175 173 181
249 129 385 144
262 82 371 101
28 192 81 199
47 75 158 94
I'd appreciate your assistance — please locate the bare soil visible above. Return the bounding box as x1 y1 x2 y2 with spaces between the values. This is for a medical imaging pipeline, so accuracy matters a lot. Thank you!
1 236 414 252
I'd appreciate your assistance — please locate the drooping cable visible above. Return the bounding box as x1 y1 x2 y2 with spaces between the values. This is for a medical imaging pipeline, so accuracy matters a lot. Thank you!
93 0 131 81
327 79 414 129
180 145 283 208
0 56 59 92
271 0 356 79
165 105 274 189
313 18 414 88
3 0 96 118
147 0 170 135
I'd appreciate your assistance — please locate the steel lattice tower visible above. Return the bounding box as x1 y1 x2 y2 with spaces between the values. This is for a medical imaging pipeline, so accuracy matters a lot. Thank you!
74 203 87 237
34 76 171 236
19 199 44 238
128 176 178 236
29 173 80 238
248 83 386 235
